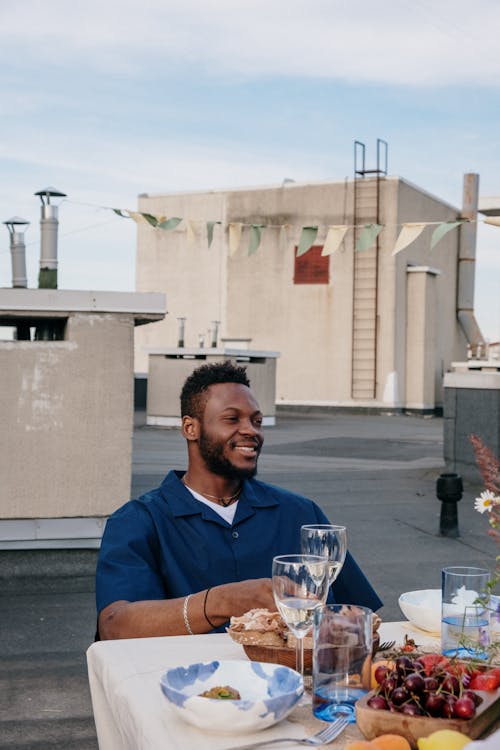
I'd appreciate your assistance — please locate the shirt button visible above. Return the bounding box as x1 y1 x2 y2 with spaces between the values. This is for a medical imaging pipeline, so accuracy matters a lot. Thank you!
232 531 239 539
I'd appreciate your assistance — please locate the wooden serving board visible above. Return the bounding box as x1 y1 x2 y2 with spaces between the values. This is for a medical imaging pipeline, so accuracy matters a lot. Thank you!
356 688 500 749
243 644 313 671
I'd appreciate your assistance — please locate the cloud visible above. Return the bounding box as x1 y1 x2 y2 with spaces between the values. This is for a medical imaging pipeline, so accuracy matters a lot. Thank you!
2 0 500 86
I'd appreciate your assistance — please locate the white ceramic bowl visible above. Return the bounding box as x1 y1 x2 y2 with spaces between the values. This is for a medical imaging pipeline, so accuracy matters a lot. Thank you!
160 659 303 733
398 589 442 633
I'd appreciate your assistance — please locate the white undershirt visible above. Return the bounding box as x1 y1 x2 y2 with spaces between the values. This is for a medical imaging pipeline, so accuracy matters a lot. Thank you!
185 486 238 524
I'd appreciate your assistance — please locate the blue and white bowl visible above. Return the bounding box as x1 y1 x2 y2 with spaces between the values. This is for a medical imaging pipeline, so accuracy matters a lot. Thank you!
160 659 303 733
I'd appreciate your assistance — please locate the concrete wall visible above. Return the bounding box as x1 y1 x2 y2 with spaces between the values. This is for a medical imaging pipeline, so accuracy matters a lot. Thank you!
0 313 134 518
147 350 278 425
444 369 500 482
134 178 467 410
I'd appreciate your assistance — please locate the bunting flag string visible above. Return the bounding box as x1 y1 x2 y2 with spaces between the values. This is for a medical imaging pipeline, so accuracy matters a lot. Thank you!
99 203 500 258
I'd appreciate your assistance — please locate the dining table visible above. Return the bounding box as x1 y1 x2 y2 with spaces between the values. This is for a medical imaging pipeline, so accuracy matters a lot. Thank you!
85 620 450 750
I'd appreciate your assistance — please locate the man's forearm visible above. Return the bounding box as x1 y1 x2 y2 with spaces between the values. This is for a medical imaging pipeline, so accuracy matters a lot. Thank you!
98 578 275 639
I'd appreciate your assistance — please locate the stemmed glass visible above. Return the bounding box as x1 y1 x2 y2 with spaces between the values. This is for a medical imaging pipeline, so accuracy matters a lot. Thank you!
300 524 347 591
272 554 329 677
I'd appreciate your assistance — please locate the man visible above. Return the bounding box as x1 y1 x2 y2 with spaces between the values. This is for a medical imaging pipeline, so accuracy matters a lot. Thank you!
96 361 381 639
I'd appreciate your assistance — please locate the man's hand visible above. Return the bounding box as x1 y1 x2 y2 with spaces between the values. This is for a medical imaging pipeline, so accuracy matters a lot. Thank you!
209 578 275 622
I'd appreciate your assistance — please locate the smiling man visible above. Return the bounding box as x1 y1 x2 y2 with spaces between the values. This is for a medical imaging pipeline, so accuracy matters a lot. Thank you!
96 361 381 639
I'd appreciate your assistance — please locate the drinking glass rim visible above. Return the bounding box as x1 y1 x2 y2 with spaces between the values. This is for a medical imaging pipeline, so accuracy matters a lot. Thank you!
301 524 346 531
273 554 327 564
318 603 373 616
442 566 490 577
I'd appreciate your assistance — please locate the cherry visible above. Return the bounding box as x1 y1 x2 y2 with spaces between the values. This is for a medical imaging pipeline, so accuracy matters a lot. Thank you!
441 674 461 696
368 695 389 710
374 665 391 685
395 656 413 675
463 689 483 707
442 696 457 718
453 696 476 719
424 692 446 717
404 672 425 695
424 676 439 692
391 686 409 706
401 702 424 716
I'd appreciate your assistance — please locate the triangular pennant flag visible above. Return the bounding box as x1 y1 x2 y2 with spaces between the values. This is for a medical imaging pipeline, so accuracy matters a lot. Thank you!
126 211 153 225
157 217 182 231
113 208 129 218
356 223 383 252
186 219 197 246
484 217 500 227
248 224 266 255
392 223 426 256
229 223 243 256
297 226 319 256
322 225 348 256
430 220 463 249
207 221 222 247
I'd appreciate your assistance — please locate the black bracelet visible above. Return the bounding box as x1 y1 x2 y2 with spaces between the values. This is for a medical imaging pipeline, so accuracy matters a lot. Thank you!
203 587 218 630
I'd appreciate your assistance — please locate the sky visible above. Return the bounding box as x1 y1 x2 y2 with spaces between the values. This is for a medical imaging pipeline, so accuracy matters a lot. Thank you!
1 0 500 341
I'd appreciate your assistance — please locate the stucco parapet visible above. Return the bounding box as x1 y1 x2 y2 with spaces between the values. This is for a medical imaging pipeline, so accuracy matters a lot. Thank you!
0 288 166 324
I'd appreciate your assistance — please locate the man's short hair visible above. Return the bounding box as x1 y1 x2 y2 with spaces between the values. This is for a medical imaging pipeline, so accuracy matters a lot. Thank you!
180 361 250 420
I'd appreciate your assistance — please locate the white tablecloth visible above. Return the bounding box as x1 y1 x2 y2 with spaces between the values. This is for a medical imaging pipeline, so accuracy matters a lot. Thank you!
86 622 440 750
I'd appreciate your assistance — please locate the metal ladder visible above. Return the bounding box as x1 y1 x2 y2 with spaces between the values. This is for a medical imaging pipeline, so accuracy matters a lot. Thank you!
351 139 388 400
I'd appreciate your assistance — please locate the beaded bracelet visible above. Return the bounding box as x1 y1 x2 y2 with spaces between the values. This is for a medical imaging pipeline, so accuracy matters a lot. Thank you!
203 587 218 630
183 594 194 635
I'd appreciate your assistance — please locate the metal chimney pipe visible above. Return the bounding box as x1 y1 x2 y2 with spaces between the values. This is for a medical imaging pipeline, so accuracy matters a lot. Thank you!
177 317 186 348
3 216 29 288
210 320 220 348
457 173 484 357
34 186 66 289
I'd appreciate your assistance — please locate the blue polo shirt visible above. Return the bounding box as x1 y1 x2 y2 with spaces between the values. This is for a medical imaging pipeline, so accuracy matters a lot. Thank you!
96 471 382 628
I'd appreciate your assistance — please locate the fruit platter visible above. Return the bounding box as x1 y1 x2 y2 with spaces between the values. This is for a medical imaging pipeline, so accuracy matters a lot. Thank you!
356 647 500 749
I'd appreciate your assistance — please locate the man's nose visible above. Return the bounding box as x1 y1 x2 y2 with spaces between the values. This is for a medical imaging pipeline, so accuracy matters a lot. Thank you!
239 418 261 436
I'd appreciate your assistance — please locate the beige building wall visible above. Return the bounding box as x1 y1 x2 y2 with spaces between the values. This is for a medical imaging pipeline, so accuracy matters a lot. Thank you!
0 289 165 525
134 177 468 411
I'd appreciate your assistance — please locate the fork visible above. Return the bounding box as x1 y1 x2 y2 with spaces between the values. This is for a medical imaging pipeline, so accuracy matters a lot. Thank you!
377 640 396 652
221 715 350 750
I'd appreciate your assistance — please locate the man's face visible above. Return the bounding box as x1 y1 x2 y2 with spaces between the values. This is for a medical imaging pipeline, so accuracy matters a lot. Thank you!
197 382 264 479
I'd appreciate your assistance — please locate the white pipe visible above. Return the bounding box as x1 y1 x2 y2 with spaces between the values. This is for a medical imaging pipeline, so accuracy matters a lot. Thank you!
457 173 484 356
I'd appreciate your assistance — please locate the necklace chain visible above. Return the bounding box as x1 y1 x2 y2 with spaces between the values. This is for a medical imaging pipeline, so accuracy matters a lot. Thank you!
182 478 242 507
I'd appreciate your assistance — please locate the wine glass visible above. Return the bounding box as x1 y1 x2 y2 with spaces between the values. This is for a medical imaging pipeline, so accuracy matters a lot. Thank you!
272 554 329 677
300 524 347 591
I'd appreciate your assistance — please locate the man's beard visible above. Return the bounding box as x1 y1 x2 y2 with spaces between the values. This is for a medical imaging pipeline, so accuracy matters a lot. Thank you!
198 431 259 480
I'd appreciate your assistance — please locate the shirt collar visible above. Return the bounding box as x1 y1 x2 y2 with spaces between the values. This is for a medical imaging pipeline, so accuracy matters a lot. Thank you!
160 470 278 519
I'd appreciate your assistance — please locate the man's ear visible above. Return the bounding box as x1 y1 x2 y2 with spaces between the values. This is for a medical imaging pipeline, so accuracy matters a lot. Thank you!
182 415 200 441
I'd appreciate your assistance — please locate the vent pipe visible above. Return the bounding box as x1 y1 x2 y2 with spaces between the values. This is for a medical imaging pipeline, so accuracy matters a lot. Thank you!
457 173 484 357
34 186 66 289
3 216 29 288
210 320 220 348
177 317 186 348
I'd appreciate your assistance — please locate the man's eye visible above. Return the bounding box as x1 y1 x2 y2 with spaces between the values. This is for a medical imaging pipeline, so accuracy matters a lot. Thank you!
254 418 263 427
